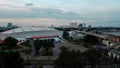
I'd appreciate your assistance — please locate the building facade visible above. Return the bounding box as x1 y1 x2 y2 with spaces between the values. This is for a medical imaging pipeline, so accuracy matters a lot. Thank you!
70 22 77 28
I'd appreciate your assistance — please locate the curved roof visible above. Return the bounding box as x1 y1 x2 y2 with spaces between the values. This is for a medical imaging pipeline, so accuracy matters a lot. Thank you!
0 26 62 40
1 26 57 34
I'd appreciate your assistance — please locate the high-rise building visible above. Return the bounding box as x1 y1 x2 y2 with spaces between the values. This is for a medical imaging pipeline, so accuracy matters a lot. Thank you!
78 23 83 28
88 25 92 28
51 24 54 28
70 22 77 28
83 23 86 27
7 22 12 28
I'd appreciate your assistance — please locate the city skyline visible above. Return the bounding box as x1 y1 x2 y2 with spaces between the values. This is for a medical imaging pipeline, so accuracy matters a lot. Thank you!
0 0 120 27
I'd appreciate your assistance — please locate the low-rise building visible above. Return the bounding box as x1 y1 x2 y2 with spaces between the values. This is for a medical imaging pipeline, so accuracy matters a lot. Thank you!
69 31 86 40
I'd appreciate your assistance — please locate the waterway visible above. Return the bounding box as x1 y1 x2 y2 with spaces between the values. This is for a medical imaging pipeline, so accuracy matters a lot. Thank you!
104 31 120 36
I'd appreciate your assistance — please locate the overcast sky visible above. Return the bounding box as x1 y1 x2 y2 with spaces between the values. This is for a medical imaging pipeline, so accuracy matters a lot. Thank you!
0 0 120 27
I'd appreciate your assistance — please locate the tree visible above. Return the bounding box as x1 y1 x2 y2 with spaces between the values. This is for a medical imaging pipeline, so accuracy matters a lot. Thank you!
54 46 85 68
83 49 103 68
63 30 69 39
23 49 31 60
34 40 42 56
0 51 24 68
38 63 43 68
1 37 24 68
82 43 90 48
83 35 99 45
4 36 18 49
42 39 54 56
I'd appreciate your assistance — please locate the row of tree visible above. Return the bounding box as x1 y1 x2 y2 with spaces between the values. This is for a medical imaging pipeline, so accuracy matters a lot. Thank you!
54 46 111 68
34 39 55 56
54 46 85 68
0 36 24 68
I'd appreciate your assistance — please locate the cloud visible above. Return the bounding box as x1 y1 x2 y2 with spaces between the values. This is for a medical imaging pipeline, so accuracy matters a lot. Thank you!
0 6 85 20
0 18 71 26
0 0 120 27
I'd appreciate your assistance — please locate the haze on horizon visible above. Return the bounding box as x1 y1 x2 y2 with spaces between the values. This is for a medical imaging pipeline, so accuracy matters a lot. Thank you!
0 0 120 27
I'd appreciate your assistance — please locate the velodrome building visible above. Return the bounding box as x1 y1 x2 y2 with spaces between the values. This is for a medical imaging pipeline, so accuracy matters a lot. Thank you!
0 26 63 41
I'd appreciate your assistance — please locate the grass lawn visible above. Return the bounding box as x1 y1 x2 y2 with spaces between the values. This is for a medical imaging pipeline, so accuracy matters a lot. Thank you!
19 40 31 47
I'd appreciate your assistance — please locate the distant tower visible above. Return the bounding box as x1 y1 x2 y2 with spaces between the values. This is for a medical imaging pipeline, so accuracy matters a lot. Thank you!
7 22 12 28
88 25 92 28
83 23 86 27
70 22 77 28
78 23 83 28
51 24 54 28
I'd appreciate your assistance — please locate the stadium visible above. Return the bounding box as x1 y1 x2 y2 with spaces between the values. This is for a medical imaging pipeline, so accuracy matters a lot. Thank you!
0 26 63 41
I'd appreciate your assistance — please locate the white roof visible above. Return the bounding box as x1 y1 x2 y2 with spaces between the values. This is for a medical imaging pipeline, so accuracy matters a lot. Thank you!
1 26 57 34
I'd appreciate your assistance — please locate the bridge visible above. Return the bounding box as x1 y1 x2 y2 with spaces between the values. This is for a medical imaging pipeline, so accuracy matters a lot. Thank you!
55 27 120 32
74 30 107 39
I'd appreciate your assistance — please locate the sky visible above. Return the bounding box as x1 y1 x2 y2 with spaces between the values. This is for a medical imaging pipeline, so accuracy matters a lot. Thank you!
0 0 120 27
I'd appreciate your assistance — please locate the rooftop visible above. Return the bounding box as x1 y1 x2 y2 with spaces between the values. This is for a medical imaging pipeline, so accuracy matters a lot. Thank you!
1 26 57 34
